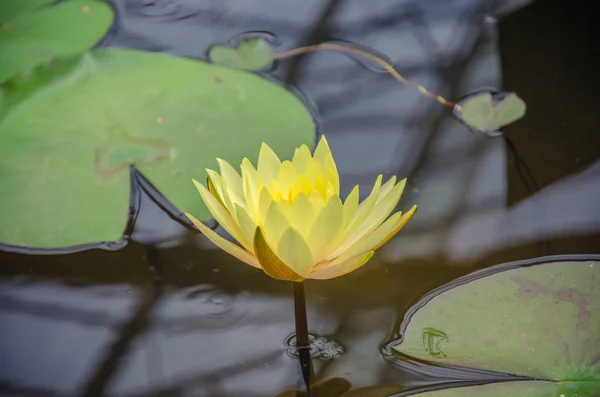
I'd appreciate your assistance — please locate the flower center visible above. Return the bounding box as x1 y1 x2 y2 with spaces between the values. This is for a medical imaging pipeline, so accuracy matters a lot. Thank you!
268 175 332 204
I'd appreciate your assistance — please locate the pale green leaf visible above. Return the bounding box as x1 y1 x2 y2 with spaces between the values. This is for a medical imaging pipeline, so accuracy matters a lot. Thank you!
208 37 273 71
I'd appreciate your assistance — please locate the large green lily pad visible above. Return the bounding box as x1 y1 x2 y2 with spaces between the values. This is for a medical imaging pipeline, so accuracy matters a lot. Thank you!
0 48 315 249
392 259 600 396
0 0 114 83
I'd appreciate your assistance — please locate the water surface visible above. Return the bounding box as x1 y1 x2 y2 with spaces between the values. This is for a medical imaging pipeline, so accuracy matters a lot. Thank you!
1 0 599 396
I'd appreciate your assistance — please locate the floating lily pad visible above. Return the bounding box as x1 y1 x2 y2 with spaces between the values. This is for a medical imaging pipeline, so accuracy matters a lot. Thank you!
0 0 114 83
392 259 600 396
401 378 600 397
208 37 273 71
0 48 315 249
455 92 526 133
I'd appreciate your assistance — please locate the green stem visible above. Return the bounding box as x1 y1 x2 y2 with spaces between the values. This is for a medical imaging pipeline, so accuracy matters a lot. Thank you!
293 281 312 394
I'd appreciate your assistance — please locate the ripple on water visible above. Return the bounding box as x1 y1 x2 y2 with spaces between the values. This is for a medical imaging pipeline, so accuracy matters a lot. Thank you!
285 332 345 360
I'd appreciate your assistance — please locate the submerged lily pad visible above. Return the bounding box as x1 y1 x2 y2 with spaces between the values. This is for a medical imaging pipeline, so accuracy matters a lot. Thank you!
455 92 526 133
208 37 274 71
0 48 315 249
392 259 600 396
0 0 114 83
275 377 404 397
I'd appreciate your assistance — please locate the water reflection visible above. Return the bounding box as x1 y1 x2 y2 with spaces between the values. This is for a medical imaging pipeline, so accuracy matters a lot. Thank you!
2 0 600 396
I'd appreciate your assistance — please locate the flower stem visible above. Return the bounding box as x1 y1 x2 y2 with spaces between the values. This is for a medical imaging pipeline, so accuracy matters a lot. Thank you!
293 281 312 394
274 43 459 109
293 281 310 347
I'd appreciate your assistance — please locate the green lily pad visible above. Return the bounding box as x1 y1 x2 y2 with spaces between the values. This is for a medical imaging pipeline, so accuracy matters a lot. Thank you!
0 0 114 83
0 48 315 249
208 37 274 71
457 92 526 132
399 380 577 397
392 259 600 396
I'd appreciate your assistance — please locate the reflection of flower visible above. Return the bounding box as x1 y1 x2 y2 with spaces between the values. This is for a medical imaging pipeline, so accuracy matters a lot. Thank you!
186 136 416 281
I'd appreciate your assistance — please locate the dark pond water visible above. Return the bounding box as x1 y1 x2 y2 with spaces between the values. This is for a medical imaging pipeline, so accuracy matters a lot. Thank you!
1 0 600 396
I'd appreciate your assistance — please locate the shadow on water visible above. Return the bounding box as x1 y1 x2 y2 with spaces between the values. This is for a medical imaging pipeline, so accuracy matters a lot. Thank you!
1 0 600 396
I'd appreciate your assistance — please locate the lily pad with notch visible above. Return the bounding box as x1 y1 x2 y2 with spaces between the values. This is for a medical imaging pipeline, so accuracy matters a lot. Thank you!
390 256 600 396
0 48 315 250
455 91 526 135
0 0 114 83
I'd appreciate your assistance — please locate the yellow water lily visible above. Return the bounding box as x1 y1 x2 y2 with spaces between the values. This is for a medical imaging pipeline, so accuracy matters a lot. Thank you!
185 136 416 281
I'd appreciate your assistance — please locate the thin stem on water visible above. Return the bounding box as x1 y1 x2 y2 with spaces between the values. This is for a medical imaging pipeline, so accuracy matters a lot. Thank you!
293 281 310 347
293 281 312 394
274 43 460 109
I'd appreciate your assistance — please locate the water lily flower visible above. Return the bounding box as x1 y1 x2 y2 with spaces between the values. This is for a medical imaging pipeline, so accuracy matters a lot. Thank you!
185 136 416 281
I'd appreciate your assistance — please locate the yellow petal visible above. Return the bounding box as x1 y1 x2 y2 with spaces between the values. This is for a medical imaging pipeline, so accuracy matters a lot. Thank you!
333 205 416 261
308 190 326 211
218 177 237 218
204 175 225 209
360 178 406 232
258 187 273 221
234 204 257 253
292 144 312 173
340 185 359 234
373 205 417 250
217 158 244 205
313 135 332 165
241 158 259 219
322 151 340 195
329 174 382 257
253 226 304 281
276 198 292 216
337 211 403 260
355 174 383 220
290 174 312 199
336 178 406 254
186 212 259 268
312 136 339 195
304 158 325 186
276 227 314 276
315 178 328 201
267 180 283 200
275 160 296 196
194 180 250 250
206 170 240 217
204 171 223 198
263 201 290 248
257 142 281 184
308 251 374 280
194 178 222 214
377 176 396 202
306 196 343 260
288 193 317 237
